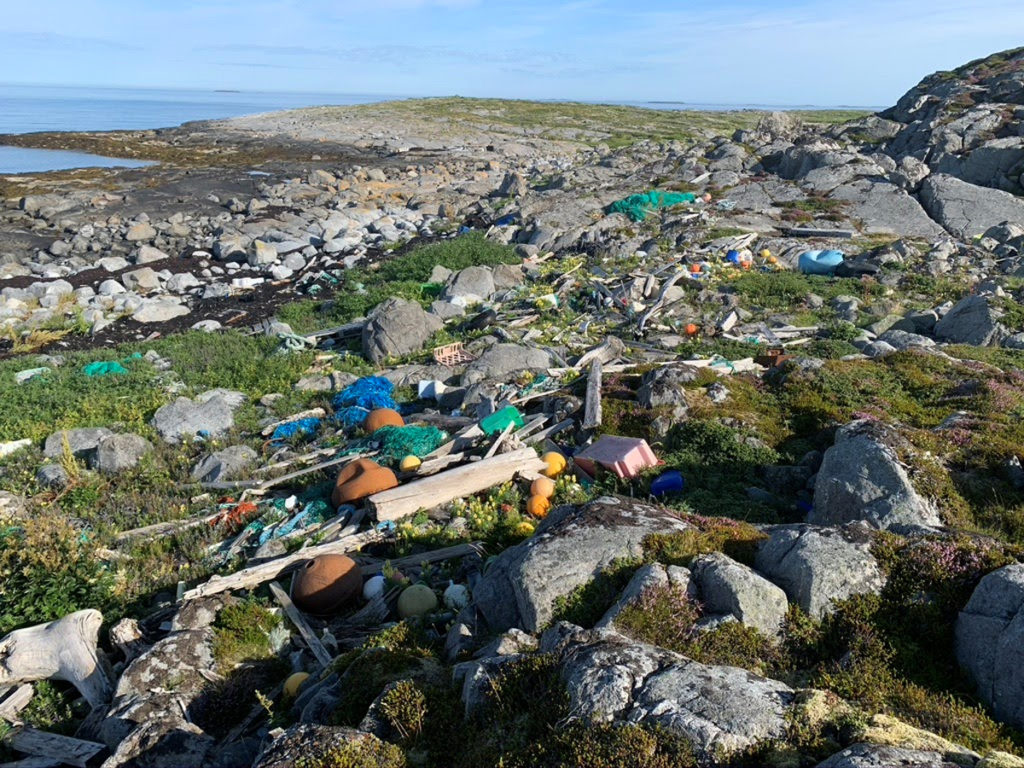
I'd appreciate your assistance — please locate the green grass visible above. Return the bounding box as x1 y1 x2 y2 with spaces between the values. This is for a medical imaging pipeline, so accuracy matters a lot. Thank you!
277 232 520 334
0 331 312 442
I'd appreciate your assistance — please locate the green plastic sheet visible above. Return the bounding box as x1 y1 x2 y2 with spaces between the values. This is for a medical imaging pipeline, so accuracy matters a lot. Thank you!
606 190 697 222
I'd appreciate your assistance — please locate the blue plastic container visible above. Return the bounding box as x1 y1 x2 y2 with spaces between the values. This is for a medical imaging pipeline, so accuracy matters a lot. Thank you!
650 470 685 497
798 250 845 275
726 249 741 264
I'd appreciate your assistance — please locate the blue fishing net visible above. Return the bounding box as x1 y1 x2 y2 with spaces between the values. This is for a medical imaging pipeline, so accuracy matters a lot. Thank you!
332 376 398 411
606 190 697 222
271 417 322 441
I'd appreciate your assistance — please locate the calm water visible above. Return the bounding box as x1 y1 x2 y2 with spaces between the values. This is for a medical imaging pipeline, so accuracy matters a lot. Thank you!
0 84 399 173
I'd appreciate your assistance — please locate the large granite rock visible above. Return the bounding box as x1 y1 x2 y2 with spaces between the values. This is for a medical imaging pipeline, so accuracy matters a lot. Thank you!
461 343 553 387
441 266 496 302
362 297 443 364
191 445 258 483
151 390 245 443
815 743 961 768
597 562 695 629
472 496 691 633
543 624 794 759
934 295 1006 347
690 552 789 636
755 523 886 619
919 175 1024 239
811 420 940 531
252 725 398 768
43 427 114 461
829 180 945 238
92 433 153 474
955 563 1024 730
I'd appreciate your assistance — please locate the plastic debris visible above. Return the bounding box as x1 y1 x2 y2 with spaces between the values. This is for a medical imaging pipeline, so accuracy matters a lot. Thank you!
418 380 447 401
15 367 49 385
333 376 398 412
370 425 446 463
271 417 322 441
606 190 697 222
650 470 685 497
480 406 525 436
798 249 845 275
83 360 129 377
433 342 476 365
574 435 659 479
443 581 470 611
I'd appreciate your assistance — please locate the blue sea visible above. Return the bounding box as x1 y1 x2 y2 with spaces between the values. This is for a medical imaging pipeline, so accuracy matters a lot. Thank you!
0 84 398 174
0 84 880 175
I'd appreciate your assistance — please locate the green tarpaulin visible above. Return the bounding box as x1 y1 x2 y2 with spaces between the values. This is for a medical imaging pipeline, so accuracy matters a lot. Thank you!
607 190 697 222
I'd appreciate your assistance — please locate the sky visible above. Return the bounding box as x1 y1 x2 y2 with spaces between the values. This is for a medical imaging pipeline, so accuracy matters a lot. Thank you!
3 0 1024 107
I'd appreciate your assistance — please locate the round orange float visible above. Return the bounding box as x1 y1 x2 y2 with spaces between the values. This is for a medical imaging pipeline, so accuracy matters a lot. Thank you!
365 408 404 432
541 452 566 478
689 263 701 274
526 495 551 518
332 458 398 506
531 476 556 499
685 323 700 336
290 554 362 615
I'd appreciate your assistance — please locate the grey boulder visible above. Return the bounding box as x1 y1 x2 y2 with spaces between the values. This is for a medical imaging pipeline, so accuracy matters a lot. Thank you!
92 433 153 474
811 420 940 531
545 624 794 759
920 175 1024 239
151 390 245 443
597 562 696 629
955 563 1024 730
934 295 1006 347
43 427 114 461
815 743 960 768
690 552 789 636
472 496 691 633
191 445 258 483
755 523 886 619
461 343 553 387
361 297 443 364
441 266 496 302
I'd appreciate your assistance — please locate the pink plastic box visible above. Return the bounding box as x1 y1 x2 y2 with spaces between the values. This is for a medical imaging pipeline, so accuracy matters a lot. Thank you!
573 436 659 479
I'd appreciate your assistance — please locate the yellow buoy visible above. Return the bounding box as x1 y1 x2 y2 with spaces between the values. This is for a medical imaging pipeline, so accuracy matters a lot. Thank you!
531 476 556 499
397 584 438 618
541 452 567 478
760 249 771 259
284 672 310 698
526 495 551 518
400 455 422 472
515 520 536 537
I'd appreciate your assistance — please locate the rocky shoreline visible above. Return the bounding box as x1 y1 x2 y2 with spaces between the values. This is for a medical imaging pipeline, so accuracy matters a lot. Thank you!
0 49 1021 768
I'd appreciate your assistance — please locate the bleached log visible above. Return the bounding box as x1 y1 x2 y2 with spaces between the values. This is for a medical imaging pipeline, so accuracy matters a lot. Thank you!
3 728 104 768
0 611 111 710
582 360 602 430
367 447 546 522
182 530 380 601
268 582 333 668
0 685 33 721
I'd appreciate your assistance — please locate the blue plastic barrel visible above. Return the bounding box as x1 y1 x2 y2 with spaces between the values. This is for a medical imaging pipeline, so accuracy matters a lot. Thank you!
798 250 845 275
651 470 685 497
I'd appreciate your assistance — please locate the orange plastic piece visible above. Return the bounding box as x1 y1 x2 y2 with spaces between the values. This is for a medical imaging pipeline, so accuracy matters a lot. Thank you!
531 476 556 499
685 323 699 336
365 408 404 432
526 495 551 518
332 458 398 507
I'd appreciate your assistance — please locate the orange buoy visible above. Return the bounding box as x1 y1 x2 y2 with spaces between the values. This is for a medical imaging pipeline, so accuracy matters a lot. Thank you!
541 452 567 478
526 495 551 518
531 476 556 499
332 458 398 506
365 408 404 432
685 323 700 336
741 260 752 270
290 554 362 615
689 263 701 274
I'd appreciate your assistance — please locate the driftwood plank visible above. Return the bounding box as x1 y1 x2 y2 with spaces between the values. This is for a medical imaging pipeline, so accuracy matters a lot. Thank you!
358 542 485 576
367 448 546 522
268 582 333 668
0 685 33 721
582 360 602 430
5 727 104 768
183 530 380 601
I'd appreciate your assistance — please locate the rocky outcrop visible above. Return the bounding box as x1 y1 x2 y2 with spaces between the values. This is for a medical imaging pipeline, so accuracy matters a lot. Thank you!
955 563 1024 730
811 420 940 531
472 497 691 633
542 624 795 758
150 390 245 443
919 175 1024 239
815 743 961 768
362 297 443 364
934 294 1007 346
755 523 886 619
690 552 789 636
